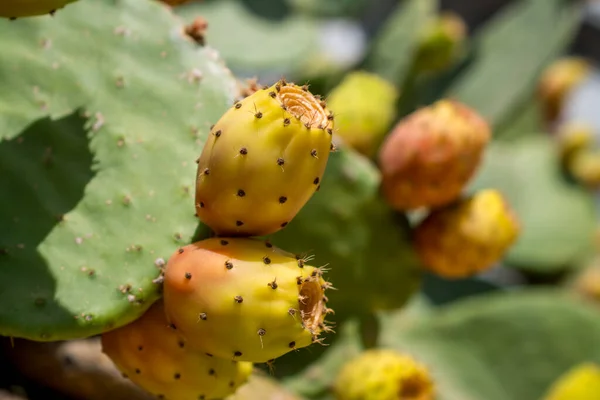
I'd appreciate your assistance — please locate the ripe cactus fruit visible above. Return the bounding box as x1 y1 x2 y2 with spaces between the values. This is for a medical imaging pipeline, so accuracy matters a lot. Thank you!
101 300 253 400
414 12 467 74
543 363 600 400
326 71 399 158
378 99 491 211
162 238 333 363
0 0 77 18
195 79 334 237
413 189 520 279
333 349 435 400
537 57 592 123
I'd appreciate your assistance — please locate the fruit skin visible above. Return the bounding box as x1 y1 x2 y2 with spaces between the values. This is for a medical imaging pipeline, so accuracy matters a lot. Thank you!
378 99 491 211
333 349 435 400
162 238 333 363
413 189 520 279
326 71 399 158
537 57 592 124
101 300 253 400
195 79 334 237
0 0 78 18
543 363 600 400
414 12 467 74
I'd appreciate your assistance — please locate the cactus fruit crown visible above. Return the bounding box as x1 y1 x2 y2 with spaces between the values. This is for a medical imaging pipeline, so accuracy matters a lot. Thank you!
195 78 334 237
414 189 520 279
162 238 334 363
333 349 435 400
101 300 253 400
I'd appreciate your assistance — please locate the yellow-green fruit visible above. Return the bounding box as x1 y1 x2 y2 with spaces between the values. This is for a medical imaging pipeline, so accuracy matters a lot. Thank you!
414 12 467 73
326 71 399 157
333 349 435 400
537 57 592 123
195 79 334 237
378 99 491 211
414 189 520 279
0 0 77 18
543 363 600 400
101 300 253 400
162 238 334 363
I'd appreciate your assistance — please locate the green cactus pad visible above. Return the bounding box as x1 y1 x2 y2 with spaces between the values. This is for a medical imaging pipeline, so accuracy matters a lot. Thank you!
0 0 78 19
0 0 237 340
271 147 422 320
446 0 581 130
362 0 436 84
174 0 318 74
468 136 596 273
380 289 600 400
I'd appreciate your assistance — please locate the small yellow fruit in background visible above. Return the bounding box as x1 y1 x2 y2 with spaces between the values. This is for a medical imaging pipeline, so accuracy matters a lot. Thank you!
333 349 435 400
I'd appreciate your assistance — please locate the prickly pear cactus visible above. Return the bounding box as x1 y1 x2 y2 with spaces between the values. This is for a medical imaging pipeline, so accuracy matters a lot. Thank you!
162 238 333 363
326 71 399 158
195 80 334 237
333 349 436 400
414 189 521 279
102 300 253 400
378 99 491 211
0 0 237 340
0 0 78 18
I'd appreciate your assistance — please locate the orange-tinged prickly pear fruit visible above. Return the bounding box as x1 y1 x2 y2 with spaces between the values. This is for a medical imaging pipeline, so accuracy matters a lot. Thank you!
326 71 399 157
538 57 592 123
414 12 467 74
378 99 491 211
413 189 520 279
333 349 435 400
101 300 253 400
543 363 600 400
195 79 334 237
162 238 334 363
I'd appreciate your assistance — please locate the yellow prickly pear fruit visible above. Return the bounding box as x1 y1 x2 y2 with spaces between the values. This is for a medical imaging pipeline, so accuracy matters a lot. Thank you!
333 349 435 400
556 122 594 164
414 12 467 74
378 99 491 211
162 238 334 363
413 189 520 279
326 71 399 157
0 0 77 18
543 363 600 400
101 300 253 400
537 57 592 123
195 79 334 237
